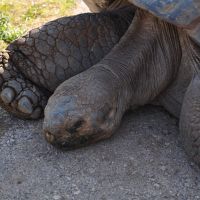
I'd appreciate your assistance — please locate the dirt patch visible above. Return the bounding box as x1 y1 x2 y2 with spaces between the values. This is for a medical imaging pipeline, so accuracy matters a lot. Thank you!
73 0 90 14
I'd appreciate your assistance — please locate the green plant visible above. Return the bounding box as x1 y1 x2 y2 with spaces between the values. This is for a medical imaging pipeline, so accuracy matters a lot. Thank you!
60 0 76 15
0 12 24 43
0 0 76 49
22 4 43 21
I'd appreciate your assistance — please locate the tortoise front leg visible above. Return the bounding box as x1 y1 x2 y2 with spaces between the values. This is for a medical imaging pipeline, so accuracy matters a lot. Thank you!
0 7 134 119
0 51 48 119
180 75 200 166
8 7 134 92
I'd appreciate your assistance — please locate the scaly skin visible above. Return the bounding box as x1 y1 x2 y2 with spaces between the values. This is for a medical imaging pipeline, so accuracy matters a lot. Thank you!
0 51 48 119
8 7 134 92
0 7 134 119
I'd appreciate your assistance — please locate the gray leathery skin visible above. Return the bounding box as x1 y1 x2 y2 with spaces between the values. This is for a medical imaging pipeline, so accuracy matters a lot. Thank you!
43 9 200 167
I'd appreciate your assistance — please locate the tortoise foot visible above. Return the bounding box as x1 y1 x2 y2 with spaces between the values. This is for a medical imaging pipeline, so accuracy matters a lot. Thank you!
0 51 48 119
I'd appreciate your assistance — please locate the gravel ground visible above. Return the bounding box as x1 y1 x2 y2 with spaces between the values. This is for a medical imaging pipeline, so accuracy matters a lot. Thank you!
0 105 200 200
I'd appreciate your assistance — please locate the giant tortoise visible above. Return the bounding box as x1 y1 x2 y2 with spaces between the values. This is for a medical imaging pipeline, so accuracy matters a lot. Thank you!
0 0 200 166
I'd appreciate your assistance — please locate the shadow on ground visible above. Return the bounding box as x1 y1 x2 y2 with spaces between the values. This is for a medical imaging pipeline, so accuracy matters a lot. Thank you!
0 105 200 200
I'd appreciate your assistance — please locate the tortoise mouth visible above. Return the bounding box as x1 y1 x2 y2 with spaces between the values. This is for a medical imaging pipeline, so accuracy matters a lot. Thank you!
44 129 111 150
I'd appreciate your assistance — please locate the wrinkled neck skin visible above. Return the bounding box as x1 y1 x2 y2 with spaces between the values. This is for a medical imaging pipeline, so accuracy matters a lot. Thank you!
157 29 200 118
83 0 200 115
97 9 182 109
83 0 131 12
179 32 200 76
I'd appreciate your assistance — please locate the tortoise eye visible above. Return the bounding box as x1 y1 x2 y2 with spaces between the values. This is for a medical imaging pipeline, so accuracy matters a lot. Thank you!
67 119 85 134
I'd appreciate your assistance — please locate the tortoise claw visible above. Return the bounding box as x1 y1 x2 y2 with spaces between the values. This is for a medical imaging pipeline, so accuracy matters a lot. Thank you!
17 96 33 114
1 87 15 104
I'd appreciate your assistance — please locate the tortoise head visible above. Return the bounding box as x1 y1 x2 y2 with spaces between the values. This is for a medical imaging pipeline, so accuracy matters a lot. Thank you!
43 70 129 150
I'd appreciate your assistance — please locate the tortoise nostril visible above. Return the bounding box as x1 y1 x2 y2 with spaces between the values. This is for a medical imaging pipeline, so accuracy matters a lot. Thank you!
45 131 55 143
66 119 85 134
